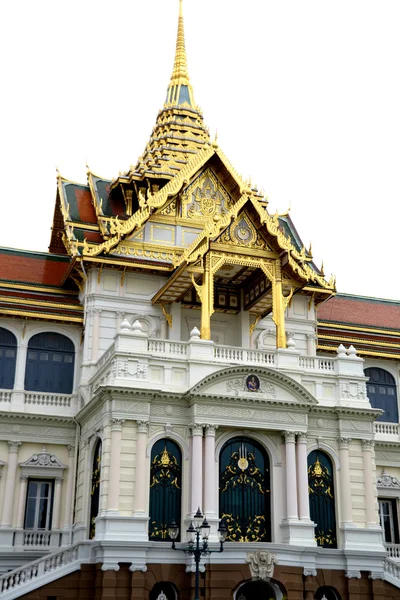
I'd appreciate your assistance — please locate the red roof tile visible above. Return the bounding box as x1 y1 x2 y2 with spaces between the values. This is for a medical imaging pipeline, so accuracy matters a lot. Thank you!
318 295 400 331
0 250 72 286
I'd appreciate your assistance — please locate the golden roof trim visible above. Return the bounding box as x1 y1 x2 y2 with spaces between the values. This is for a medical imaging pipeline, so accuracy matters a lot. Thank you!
318 321 400 337
0 307 83 323
317 344 400 360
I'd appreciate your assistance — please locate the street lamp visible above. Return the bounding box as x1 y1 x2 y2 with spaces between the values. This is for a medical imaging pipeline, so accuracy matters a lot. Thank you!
168 508 227 600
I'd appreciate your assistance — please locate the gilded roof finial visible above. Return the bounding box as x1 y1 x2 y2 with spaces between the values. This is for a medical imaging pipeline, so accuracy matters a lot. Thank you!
165 0 195 107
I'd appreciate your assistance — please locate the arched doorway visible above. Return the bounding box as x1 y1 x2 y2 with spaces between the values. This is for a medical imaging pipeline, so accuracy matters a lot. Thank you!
235 580 279 600
149 439 182 540
219 436 271 542
308 450 337 548
89 438 102 539
149 582 178 600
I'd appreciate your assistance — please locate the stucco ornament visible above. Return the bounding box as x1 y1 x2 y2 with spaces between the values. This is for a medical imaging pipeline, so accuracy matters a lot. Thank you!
246 549 277 580
156 592 167 600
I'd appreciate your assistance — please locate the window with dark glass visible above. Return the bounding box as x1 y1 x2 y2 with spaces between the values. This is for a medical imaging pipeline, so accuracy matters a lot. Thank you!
236 580 277 600
149 582 178 600
24 480 53 530
314 587 341 600
364 367 398 423
308 450 337 548
25 333 74 394
149 439 182 541
219 437 271 542
0 327 17 389
89 439 102 539
378 498 399 543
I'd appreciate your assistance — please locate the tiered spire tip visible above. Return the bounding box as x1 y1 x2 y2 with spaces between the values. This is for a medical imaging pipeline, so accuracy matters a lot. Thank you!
165 0 195 107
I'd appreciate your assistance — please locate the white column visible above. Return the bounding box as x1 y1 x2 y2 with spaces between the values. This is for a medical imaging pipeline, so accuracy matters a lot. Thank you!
134 421 148 513
296 432 311 520
339 437 353 525
1 441 21 526
14 341 27 390
306 333 316 356
191 425 203 514
204 425 217 517
16 475 28 528
362 439 377 526
63 445 75 528
107 419 125 511
91 309 102 361
283 431 298 520
52 477 63 529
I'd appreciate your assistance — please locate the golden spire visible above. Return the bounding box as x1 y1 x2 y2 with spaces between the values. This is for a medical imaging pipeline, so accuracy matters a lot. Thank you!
165 0 195 107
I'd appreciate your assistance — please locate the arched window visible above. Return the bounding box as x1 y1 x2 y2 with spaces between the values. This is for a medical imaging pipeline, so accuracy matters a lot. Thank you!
315 586 341 600
25 333 75 394
235 580 278 600
149 582 178 600
149 439 182 541
219 437 271 542
308 450 337 548
364 367 398 423
0 328 17 389
89 439 102 539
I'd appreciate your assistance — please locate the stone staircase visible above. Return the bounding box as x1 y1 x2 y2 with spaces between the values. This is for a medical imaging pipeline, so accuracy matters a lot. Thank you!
1 544 400 599
0 542 92 600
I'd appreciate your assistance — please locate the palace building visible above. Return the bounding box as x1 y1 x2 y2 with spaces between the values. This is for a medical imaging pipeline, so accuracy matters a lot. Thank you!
0 2 400 599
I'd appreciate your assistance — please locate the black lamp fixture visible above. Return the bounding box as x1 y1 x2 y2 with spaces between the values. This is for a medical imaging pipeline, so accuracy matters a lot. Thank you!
169 508 227 600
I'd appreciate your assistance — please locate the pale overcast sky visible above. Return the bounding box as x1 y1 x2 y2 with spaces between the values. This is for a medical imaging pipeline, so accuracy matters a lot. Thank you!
0 1 399 300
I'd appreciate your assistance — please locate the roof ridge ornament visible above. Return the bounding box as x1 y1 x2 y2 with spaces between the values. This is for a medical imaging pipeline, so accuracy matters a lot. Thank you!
165 0 196 108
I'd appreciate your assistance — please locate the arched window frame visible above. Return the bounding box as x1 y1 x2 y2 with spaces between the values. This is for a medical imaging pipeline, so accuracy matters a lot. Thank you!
89 437 102 539
0 327 18 390
149 438 182 541
219 435 271 543
24 332 75 394
364 366 399 423
307 449 338 549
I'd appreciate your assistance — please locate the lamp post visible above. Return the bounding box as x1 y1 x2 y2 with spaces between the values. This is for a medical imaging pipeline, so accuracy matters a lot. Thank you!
169 508 227 600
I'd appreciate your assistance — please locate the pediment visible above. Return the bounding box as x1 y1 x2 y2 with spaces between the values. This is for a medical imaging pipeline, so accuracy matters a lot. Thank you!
188 366 318 406
214 210 273 251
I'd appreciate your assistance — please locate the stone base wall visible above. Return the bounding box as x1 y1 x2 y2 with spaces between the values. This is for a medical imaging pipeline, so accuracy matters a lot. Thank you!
18 563 400 600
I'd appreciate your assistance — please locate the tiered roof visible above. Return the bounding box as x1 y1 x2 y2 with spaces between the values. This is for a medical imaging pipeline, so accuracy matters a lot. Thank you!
317 294 400 359
0 248 82 323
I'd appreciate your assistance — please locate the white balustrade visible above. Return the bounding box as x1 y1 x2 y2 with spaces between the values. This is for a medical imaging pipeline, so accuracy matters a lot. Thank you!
214 346 275 365
23 530 52 547
148 340 188 356
384 557 400 587
375 422 399 436
0 542 91 598
386 544 400 560
24 393 71 408
0 390 11 402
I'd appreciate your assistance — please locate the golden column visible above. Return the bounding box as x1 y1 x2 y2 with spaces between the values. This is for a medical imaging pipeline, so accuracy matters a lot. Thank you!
272 259 287 348
192 255 213 340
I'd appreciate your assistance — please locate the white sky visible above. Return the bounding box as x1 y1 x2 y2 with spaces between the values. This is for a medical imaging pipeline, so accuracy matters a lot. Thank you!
0 0 399 300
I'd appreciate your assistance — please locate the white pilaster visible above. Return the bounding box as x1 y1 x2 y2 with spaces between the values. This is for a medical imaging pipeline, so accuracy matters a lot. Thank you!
16 475 28 528
338 437 353 525
296 433 311 521
91 309 102 361
204 425 218 517
52 477 63 529
1 441 21 527
284 431 298 520
63 445 75 528
134 421 148 514
191 425 203 515
362 439 378 526
107 419 125 511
